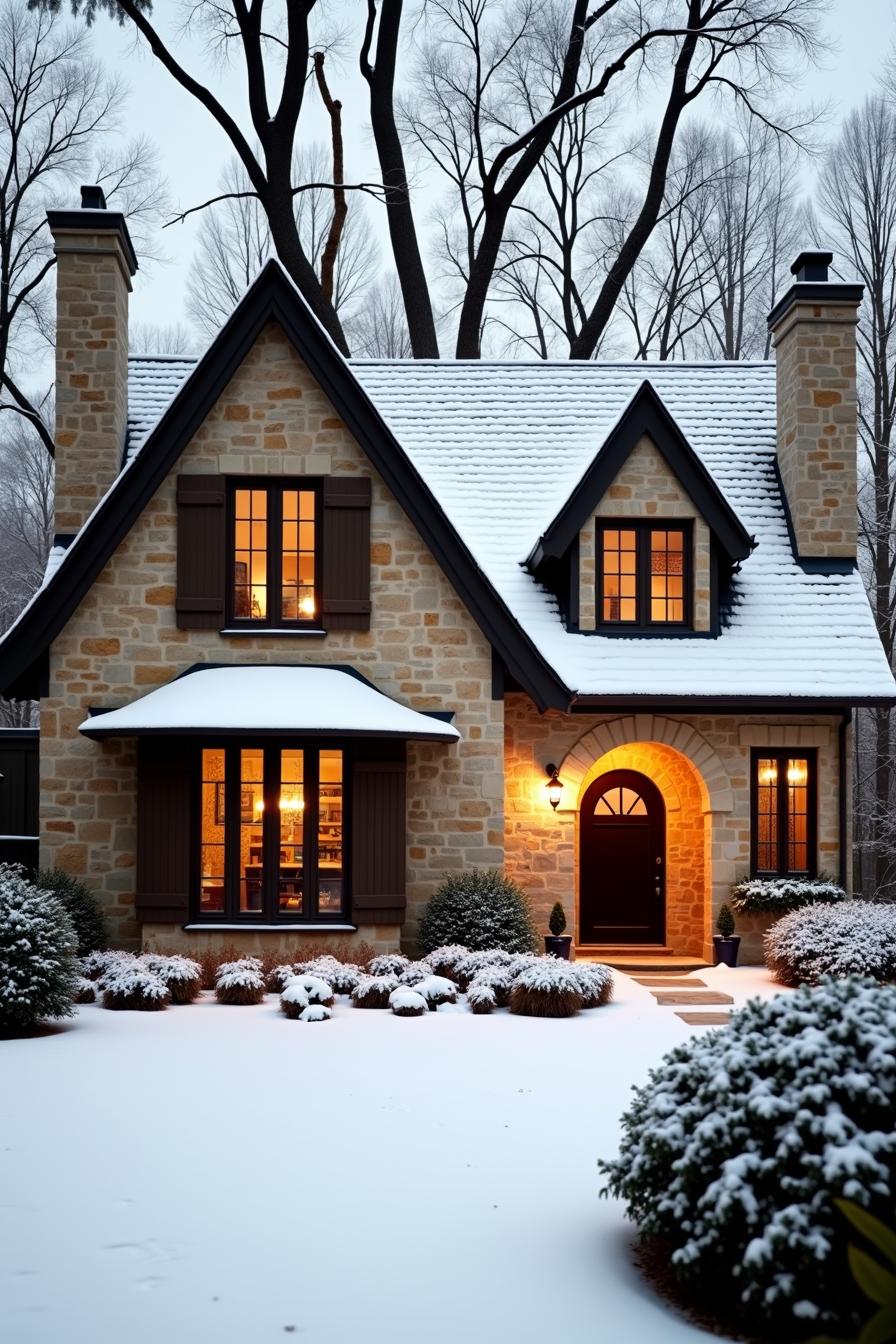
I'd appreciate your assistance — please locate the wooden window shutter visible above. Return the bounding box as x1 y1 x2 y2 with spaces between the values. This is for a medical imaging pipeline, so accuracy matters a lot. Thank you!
175 475 226 629
321 476 372 630
136 739 193 925
350 750 406 926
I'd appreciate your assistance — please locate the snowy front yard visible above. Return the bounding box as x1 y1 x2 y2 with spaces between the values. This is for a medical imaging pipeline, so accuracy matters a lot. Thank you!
1 968 786 1344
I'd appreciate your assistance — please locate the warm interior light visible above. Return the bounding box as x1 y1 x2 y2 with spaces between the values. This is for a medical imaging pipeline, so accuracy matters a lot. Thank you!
787 760 808 787
254 797 265 815
279 795 304 812
758 762 778 787
299 595 316 617
545 767 563 810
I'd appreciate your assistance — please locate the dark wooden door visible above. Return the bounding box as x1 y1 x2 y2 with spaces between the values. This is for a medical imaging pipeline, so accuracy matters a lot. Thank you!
579 769 665 944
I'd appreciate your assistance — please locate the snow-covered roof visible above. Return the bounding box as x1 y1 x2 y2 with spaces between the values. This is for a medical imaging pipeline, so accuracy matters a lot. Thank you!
78 664 461 741
124 355 896 702
126 356 196 463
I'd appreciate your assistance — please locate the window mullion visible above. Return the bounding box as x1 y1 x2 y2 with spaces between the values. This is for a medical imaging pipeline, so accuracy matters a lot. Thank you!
639 526 649 626
269 487 283 626
305 749 320 920
262 746 279 922
777 751 788 876
224 745 239 920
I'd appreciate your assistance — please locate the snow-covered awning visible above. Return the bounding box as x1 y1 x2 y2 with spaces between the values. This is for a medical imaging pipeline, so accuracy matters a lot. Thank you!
79 665 461 742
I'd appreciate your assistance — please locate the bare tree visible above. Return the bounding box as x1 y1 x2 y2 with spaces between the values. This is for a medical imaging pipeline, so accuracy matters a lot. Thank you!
344 274 413 358
0 1 163 455
0 414 53 726
816 95 896 897
129 321 198 355
186 148 378 341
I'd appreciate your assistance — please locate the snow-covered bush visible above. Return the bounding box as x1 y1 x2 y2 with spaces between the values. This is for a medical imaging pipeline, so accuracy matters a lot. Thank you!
570 963 613 1008
297 955 363 994
419 870 538 955
413 974 457 1009
367 952 409 977
351 974 399 1009
218 956 263 976
81 949 115 981
765 900 896 985
599 978 896 1341
424 944 470 978
142 954 202 1005
730 875 847 916
299 1004 331 1023
103 967 170 1011
468 964 514 1007
267 963 300 994
453 949 505 989
280 982 310 1019
509 959 583 1018
285 974 334 1007
398 961 435 987
215 963 266 1005
0 864 79 1032
96 951 140 988
35 868 108 954
74 976 96 1004
467 981 497 1015
389 988 428 1017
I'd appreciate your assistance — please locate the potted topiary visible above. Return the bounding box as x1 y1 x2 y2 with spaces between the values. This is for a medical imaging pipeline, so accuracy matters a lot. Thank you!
545 902 573 959
713 904 740 968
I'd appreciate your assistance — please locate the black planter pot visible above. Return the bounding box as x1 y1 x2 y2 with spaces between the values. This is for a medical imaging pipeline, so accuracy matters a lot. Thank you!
544 934 573 960
712 935 740 968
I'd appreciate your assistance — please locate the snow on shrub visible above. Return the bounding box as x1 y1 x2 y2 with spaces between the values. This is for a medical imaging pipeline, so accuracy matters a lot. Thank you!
280 983 310 1020
299 1004 331 1023
453 949 506 989
599 978 896 1341
419 870 538 955
297 955 362 994
467 981 497 1015
74 976 96 1005
730 875 847 916
424 944 470 978
0 864 79 1032
96 952 140 988
765 900 896 985
468 965 514 1007
389 988 428 1017
81 949 115 981
398 961 435 987
413 975 457 1008
509 959 583 1018
218 956 263 976
141 954 202 1004
367 952 409 977
570 963 613 1008
267 963 300 994
103 967 170 1012
285 974 334 1007
215 964 266 1005
351 974 399 1009
35 868 108 955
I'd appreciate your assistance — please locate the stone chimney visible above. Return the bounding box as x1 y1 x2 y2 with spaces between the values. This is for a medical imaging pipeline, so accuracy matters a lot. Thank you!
767 251 863 560
47 185 138 535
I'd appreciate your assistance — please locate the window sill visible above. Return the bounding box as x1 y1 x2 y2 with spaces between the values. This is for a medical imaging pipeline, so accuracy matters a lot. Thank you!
219 628 327 638
183 923 358 933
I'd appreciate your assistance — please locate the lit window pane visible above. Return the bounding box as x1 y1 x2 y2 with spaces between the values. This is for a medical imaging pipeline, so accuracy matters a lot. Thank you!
756 757 779 872
200 749 226 913
601 529 638 623
278 750 304 915
787 758 809 872
281 489 316 622
239 749 264 914
233 489 268 620
318 750 343 913
649 528 686 624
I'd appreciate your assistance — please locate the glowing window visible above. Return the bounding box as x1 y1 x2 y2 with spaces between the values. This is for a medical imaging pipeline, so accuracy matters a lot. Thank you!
230 483 318 625
594 786 648 816
598 523 690 627
752 751 815 876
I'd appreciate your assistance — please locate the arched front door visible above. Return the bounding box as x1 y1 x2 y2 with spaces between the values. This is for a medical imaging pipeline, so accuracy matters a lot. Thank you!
579 769 665 944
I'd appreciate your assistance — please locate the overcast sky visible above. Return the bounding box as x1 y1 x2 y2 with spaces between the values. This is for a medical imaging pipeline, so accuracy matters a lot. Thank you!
75 0 896 338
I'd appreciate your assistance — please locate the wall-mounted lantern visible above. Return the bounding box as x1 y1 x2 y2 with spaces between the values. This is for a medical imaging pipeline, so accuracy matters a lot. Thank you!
545 763 563 810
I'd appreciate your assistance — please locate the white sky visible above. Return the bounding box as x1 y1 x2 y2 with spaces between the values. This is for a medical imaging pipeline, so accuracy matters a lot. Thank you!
77 0 896 335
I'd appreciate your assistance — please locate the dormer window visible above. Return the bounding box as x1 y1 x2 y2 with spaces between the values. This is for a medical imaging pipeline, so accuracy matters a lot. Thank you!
229 482 318 626
598 522 690 628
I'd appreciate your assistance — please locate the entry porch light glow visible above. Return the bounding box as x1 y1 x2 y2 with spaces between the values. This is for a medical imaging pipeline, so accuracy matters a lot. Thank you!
545 763 563 810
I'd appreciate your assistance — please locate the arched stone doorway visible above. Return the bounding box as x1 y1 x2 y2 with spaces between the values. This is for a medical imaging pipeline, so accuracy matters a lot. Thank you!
580 769 665 943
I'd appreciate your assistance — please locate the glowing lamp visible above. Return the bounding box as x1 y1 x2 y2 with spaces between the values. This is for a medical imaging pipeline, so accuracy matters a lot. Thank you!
300 595 316 617
787 759 808 787
757 761 778 787
545 764 563 810
280 795 304 812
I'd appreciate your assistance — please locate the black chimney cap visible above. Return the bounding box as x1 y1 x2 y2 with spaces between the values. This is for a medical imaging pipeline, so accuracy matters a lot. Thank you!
790 250 833 283
80 184 107 210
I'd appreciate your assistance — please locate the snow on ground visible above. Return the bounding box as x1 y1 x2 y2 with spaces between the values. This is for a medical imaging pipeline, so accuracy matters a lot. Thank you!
0 970 789 1344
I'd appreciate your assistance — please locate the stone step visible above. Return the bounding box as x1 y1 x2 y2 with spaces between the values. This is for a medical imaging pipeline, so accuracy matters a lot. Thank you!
651 990 734 1006
589 956 711 973
634 976 707 988
675 1011 732 1026
578 944 677 957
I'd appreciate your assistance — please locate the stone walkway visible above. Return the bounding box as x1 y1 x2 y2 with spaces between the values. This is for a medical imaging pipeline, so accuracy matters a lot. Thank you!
630 972 733 1026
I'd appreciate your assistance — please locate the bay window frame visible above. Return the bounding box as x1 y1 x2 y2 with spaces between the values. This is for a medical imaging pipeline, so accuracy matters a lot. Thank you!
749 747 818 878
226 478 322 629
595 519 693 631
193 738 349 924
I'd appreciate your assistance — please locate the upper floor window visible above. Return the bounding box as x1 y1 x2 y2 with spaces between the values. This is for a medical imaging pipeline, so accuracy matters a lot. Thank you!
230 483 318 626
598 522 690 628
751 750 817 877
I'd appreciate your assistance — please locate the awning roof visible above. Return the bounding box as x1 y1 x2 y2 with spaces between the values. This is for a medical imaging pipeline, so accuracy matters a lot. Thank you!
78 665 461 742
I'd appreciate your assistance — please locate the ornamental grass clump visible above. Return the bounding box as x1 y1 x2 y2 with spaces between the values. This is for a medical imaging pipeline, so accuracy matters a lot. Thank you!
285 974 334 1007
73 976 96 1005
367 952 410 977
266 963 300 994
35 868 108 955
397 961 435 987
599 978 896 1342
420 870 538 955
413 974 457 1009
299 1004 331 1023
215 962 266 1005
468 964 514 1007
509 959 583 1018
102 967 170 1011
142 954 202 1005
280 982 310 1019
730 874 847 916
389 988 428 1017
467 981 497 1015
765 900 896 985
351 974 399 1009
424 944 470 978
0 864 79 1033
570 962 613 1008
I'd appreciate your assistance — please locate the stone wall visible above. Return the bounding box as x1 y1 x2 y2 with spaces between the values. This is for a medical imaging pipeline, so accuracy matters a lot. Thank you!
578 434 712 630
503 696 844 962
771 297 859 559
41 323 504 950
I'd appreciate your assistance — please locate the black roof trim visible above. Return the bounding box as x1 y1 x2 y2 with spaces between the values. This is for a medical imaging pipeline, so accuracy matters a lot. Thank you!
527 380 753 570
767 281 862 331
772 460 858 574
46 208 138 276
0 327 568 714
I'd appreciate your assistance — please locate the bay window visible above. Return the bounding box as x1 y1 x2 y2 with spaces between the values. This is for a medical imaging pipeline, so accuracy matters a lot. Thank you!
751 749 817 877
197 743 345 922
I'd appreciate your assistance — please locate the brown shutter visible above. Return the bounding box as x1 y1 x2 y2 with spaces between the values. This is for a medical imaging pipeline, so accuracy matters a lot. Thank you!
321 475 371 630
350 749 406 925
136 738 193 924
175 475 226 629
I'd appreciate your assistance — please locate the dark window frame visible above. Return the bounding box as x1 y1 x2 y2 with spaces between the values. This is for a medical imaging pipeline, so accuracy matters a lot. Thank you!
226 478 322 629
749 747 818 878
595 519 693 631
192 738 350 924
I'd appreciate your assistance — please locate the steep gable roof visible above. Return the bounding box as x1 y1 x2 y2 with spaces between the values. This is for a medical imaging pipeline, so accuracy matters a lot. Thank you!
0 261 567 710
527 380 754 571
